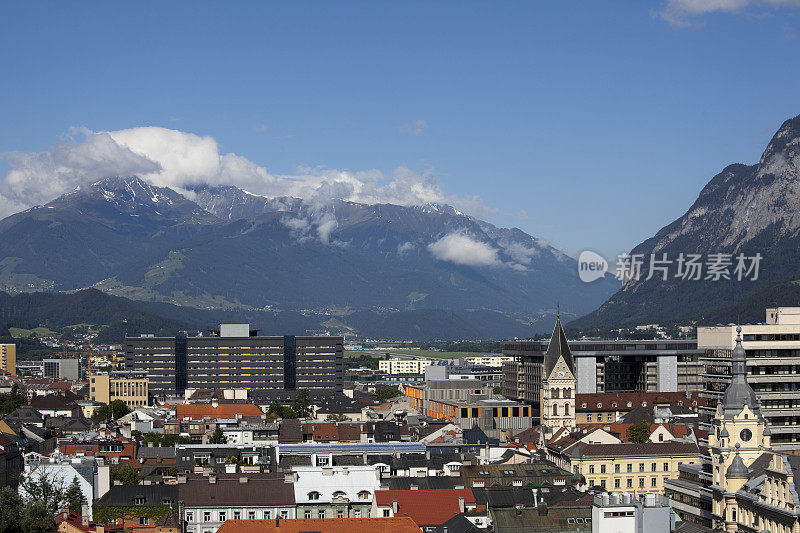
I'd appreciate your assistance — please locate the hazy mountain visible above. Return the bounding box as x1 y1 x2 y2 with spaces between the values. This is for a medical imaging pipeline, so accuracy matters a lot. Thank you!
0 176 617 334
573 114 800 328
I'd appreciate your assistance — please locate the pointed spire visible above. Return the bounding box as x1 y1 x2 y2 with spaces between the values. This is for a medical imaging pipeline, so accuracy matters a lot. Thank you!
725 443 749 479
720 326 761 419
544 315 574 377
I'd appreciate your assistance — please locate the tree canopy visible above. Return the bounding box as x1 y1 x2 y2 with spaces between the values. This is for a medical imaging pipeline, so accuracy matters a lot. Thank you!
626 421 652 443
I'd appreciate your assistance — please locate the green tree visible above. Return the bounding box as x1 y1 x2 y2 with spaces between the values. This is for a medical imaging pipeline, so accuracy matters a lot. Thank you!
376 387 400 402
0 486 22 533
64 477 86 515
492 386 503 395
267 403 297 419
292 390 312 418
209 428 226 444
626 421 652 443
91 400 131 423
20 499 56 533
110 465 139 486
20 471 65 515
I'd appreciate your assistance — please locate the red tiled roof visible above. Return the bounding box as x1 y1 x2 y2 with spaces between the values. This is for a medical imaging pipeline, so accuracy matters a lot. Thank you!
176 404 263 420
575 391 708 412
304 422 338 442
217 517 421 533
374 489 475 526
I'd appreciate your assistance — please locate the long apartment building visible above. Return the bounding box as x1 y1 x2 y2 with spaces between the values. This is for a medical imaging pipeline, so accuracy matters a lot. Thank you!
503 338 702 402
125 324 343 397
698 307 800 451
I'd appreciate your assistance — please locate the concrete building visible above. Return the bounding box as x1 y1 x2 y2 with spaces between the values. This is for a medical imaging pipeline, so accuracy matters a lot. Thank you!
125 325 343 397
290 465 382 519
43 358 80 380
591 492 672 533
90 371 149 407
698 307 800 451
423 360 503 387
503 339 702 400
425 397 534 432
403 379 494 415
0 344 15 376
379 357 434 375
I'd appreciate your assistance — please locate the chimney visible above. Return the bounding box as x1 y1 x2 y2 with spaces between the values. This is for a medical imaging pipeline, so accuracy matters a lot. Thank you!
209 473 217 484
147 442 153 447
391 499 398 514
177 474 187 484
239 476 248 484
410 484 418 490
458 496 465 513
212 399 219 408
81 503 89 526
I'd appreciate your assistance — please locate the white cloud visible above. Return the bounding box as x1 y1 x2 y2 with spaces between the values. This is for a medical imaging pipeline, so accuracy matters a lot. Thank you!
656 0 800 27
0 126 493 220
399 120 428 136
428 232 500 268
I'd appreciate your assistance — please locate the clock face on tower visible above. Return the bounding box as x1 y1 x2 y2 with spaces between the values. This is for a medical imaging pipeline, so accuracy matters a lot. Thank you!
557 371 565 378
740 428 752 442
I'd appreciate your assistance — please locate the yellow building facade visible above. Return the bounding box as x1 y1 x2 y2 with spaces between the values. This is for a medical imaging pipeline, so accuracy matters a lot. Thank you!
0 344 16 376
90 373 149 407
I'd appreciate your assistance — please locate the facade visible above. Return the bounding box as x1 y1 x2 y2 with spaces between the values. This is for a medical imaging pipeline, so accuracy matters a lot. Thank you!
0 344 15 376
125 325 343 397
540 316 577 431
180 474 296 533
90 372 149 407
379 357 433 375
290 465 382 519
425 398 534 432
664 326 800 532
403 379 494 415
503 338 702 399
575 391 706 424
43 358 80 380
591 493 672 533
698 307 800 451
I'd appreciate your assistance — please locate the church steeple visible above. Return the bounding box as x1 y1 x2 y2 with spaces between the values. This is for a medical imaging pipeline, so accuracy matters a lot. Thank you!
540 315 576 431
543 315 574 378
720 326 762 420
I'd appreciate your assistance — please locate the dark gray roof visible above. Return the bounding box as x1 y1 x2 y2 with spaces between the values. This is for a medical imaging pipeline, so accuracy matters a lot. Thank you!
138 447 177 460
726 450 749 478
473 487 535 509
178 475 295 506
543 318 574 378
674 522 718 533
491 506 591 533
430 513 480 533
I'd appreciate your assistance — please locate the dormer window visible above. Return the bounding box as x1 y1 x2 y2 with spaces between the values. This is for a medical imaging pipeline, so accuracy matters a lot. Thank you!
308 491 321 500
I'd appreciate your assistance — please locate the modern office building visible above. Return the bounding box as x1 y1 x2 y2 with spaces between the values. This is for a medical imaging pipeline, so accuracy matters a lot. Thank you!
43 358 80 380
125 325 343 397
502 338 702 402
698 307 800 451
0 344 16 376
90 371 149 407
378 358 434 375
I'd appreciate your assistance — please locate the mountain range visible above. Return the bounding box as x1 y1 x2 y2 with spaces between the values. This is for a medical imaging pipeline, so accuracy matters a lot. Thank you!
0 175 617 339
573 114 800 329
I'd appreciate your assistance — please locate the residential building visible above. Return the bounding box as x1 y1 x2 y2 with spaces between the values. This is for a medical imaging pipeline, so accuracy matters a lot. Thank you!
698 307 800 451
372 488 475 528
547 440 700 494
43 358 80 380
59 436 137 465
125 325 343 397
464 355 515 368
22 453 110 520
591 493 672 533
290 465 382 519
93 484 178 530
379 357 434 375
424 360 504 387
503 338 702 399
216 517 422 533
180 473 295 533
0 344 15 376
90 371 149 407
175 444 273 474
575 391 707 424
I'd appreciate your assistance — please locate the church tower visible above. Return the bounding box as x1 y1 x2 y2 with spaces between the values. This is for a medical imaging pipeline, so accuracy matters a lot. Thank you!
708 326 771 531
540 315 576 431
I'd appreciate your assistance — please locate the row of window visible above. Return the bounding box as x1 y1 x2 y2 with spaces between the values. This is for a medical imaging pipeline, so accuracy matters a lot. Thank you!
587 462 670 474
307 491 371 500
588 477 669 489
186 509 290 522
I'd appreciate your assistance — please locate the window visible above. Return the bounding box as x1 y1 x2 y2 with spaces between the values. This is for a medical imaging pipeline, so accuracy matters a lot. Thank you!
139 518 149 526
639 463 645 473
614 479 620 489
248 511 256 520
308 491 321 501
383 509 391 517
233 511 241 520
304 510 312 519
589 465 595 474
627 479 633 488
651 477 657 487
203 512 211 522
354 509 361 518
615 464 620 474
651 463 657 472
186 512 194 522
218 512 226 522
358 491 371 500
263 511 271 520
627 464 632 473
280 511 288 519
607 414 613 421
664 463 669 472
587 414 593 422
134 497 146 505
639 478 645 489
337 510 344 518
658 433 664 442
332 491 347 499
601 465 606 474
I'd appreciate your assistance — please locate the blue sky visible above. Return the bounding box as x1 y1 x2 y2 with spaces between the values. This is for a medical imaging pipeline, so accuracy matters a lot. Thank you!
1 2 799 259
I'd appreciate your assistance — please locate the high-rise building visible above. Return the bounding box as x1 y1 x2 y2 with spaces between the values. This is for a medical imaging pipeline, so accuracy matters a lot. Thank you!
503 338 702 399
0 344 16 376
125 325 343 397
43 358 80 380
698 307 800 451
